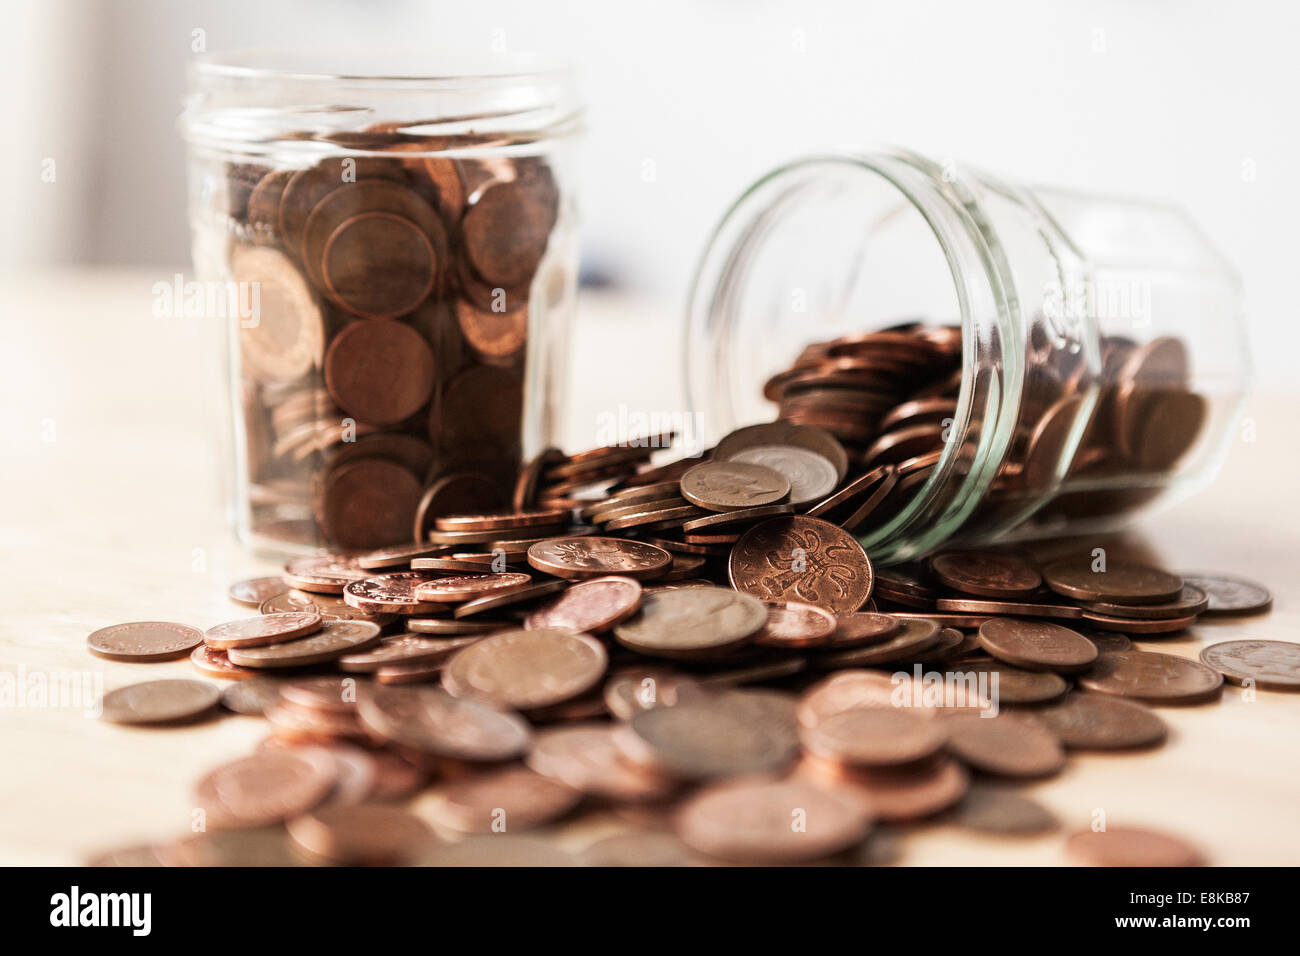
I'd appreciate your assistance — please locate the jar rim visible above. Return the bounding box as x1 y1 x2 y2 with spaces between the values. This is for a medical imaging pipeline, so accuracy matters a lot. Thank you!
191 50 576 86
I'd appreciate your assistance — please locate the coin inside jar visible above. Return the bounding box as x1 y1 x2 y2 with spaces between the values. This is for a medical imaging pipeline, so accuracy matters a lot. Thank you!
323 320 436 427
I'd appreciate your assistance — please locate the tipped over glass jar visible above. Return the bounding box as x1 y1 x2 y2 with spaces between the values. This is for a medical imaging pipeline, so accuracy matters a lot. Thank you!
182 52 582 553
687 148 1250 563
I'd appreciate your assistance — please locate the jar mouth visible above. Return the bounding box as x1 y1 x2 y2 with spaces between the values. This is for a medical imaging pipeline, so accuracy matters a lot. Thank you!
685 148 1023 562
182 51 584 157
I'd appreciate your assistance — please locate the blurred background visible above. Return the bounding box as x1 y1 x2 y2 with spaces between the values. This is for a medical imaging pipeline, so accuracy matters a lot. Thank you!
2 0 1297 384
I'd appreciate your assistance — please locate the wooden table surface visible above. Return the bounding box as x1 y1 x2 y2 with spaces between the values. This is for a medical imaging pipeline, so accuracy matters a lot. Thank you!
1 269 1296 866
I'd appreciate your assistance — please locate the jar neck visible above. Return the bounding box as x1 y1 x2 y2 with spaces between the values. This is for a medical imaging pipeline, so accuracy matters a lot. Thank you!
685 148 1038 563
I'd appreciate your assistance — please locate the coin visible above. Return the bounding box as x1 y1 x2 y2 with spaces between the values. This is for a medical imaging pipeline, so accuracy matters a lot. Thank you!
950 661 1068 705
344 572 446 614
527 536 672 580
602 668 708 720
227 621 383 668
1065 826 1203 867
753 600 838 648
191 644 260 681
259 588 395 627
612 586 767 659
1078 610 1198 634
816 616 943 667
358 684 531 761
727 445 839 506
934 596 1083 620
288 804 435 865
1181 572 1273 617
617 690 801 780
356 543 449 571
195 749 338 828
338 634 478 672
323 320 436 427
526 724 674 802
679 460 791 512
416 835 579 867
800 707 947 767
931 551 1042 599
100 679 221 725
801 754 969 822
1075 627 1132 654
406 616 510 635
715 422 849 483
943 712 1066 778
946 784 1058 835
87 621 204 662
204 611 324 650
462 177 556 288
675 779 871 864
1042 557 1183 605
421 766 581 834
320 458 424 551
524 576 642 633
441 628 608 711
220 678 286 716
1199 640 1300 690
414 472 507 542
1077 650 1224 704
976 618 1098 672
230 246 326 384
452 578 568 619
1031 692 1168 749
729 516 874 612
680 503 794 533
282 554 368 594
414 572 533 603
228 577 289 607
437 508 572 531
828 612 900 648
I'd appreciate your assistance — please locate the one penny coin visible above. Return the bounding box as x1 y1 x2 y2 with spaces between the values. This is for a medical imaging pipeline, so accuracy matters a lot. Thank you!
1181 572 1273 617
729 515 874 613
414 572 532 603
323 320 436 427
800 707 947 767
100 679 221 725
203 611 323 650
527 536 672 580
753 600 838 648
949 661 1068 705
281 554 367 595
190 644 260 681
1065 826 1203 867
1077 650 1224 704
87 622 204 662
977 618 1098 672
827 611 900 648
931 551 1042 599
679 460 791 512
441 628 608 711
357 684 530 761
1199 640 1300 690
422 766 581 834
220 678 286 716
612 586 767 659
288 804 434 865
943 712 1066 778
1032 692 1168 749
1042 557 1183 605
195 749 338 828
524 575 643 633
226 620 383 669
228 577 289 608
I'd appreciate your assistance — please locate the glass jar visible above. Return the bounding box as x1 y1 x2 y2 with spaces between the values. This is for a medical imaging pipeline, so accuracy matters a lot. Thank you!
687 147 1250 563
182 52 582 553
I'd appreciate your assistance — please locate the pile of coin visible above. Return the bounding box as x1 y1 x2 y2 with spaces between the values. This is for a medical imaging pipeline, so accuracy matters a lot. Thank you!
224 134 567 551
761 323 1208 538
86 419 1286 866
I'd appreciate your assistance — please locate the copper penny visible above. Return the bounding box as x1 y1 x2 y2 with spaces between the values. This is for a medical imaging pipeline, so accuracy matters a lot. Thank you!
414 572 532 603
191 644 260 681
1181 572 1273 617
259 588 395 627
322 212 437 319
194 749 338 828
344 572 447 615
323 320 436 427
950 661 1068 705
947 783 1058 835
801 754 969 822
612 586 767 659
679 460 791 512
414 471 507 542
281 554 368 595
943 712 1066 778
1042 557 1183 605
456 297 527 364
827 611 900 648
934 596 1083 620
87 621 204 662
716 422 849 481
1076 627 1132 654
1078 610 1198 634
805 464 894 520
228 577 289 608
278 157 404 255
1032 692 1167 749
526 723 674 802
230 246 326 384
796 670 932 728
100 679 221 725
452 578 568 619
602 668 708 720
617 690 800 780
436 508 571 532
729 515 874 613
227 621 383 669
753 600 838 648
219 678 286 716
816 616 943 667
524 575 642 633
406 616 511 636
931 551 1042 599
977 618 1098 673
356 543 448 571
288 804 434 865
1199 640 1300 690
204 611 323 650
320 459 425 552
1078 583 1208 620
430 365 523 451
513 448 565 511
421 766 581 834
441 628 608 711
357 684 531 762
800 707 947 767
1065 826 1203 867
1077 650 1224 704
338 634 479 672
675 779 871 864
527 536 672 580
728 445 839 506
461 177 556 288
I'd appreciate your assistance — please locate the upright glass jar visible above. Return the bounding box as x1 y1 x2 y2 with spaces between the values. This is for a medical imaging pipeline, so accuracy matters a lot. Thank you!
182 53 582 553
687 147 1250 563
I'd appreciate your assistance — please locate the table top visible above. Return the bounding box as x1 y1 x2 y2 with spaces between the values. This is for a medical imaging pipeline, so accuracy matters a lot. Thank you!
1 269 1296 866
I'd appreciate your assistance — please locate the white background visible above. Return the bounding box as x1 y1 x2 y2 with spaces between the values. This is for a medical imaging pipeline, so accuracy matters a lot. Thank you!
3 0 1296 386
